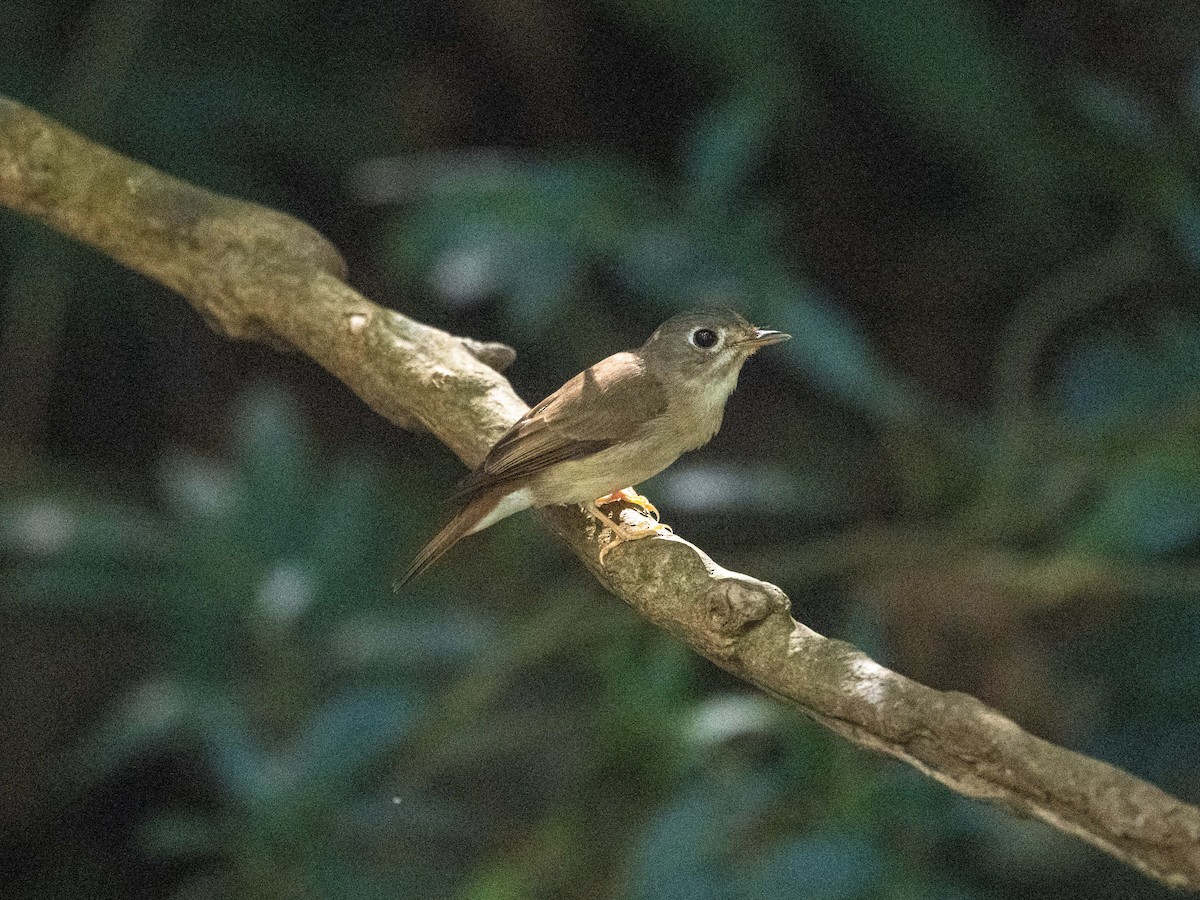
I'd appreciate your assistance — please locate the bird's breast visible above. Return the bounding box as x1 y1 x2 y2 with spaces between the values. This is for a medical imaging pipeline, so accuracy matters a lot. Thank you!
674 364 741 448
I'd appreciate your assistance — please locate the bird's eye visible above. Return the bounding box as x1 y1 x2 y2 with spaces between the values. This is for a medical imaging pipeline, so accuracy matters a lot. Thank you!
690 328 719 349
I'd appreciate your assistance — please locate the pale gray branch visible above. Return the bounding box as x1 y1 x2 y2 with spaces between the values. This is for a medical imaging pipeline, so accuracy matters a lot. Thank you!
1 95 1197 890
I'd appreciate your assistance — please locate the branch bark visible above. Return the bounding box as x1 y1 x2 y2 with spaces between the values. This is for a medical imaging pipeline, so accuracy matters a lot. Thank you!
1 95 1197 889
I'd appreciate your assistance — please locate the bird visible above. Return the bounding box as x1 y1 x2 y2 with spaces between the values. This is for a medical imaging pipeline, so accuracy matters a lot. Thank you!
397 309 790 587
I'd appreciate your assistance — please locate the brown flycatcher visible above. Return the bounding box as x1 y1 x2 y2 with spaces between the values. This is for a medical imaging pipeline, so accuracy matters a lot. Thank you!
398 309 790 586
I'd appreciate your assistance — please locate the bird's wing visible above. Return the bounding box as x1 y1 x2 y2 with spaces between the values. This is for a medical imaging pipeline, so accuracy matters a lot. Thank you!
456 352 668 501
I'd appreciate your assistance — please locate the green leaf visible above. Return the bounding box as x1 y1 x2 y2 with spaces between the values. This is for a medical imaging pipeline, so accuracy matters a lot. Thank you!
0 498 181 610
766 283 929 422
813 0 1078 228
0 498 171 566
737 833 886 899
1069 450 1200 558
306 454 393 615
253 557 318 627
158 452 237 523
200 704 280 810
287 688 419 791
331 610 497 672
685 694 779 751
654 462 844 521
394 157 656 330
683 87 778 211
627 788 736 900
1074 77 1159 146
1056 317 1200 426
628 773 780 900
1169 187 1200 270
229 384 314 564
84 681 266 801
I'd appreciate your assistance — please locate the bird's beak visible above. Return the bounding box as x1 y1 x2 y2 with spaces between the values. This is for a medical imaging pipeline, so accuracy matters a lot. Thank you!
741 328 791 351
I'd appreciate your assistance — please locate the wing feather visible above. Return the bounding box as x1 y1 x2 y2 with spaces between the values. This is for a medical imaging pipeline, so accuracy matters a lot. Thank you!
456 352 667 501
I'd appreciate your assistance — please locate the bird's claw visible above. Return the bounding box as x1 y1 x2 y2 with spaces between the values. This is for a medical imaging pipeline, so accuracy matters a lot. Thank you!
587 499 671 565
594 487 660 521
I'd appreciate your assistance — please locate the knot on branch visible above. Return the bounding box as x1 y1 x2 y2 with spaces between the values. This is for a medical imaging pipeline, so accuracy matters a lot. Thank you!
701 575 790 657
461 337 517 373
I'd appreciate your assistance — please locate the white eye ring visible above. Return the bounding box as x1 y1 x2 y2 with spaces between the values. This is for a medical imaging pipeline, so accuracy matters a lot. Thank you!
689 328 721 350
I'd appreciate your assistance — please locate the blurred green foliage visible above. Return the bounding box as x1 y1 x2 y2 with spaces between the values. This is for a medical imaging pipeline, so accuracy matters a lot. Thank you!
0 388 998 899
3 0 1200 897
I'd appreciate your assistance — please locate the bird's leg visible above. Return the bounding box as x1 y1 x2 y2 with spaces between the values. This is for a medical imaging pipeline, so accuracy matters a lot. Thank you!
595 486 672 537
594 486 660 521
584 498 672 565
584 501 644 541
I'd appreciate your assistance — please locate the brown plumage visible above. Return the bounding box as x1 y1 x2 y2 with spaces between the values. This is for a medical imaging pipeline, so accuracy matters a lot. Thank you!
396 309 789 588
455 352 668 502
398 487 513 586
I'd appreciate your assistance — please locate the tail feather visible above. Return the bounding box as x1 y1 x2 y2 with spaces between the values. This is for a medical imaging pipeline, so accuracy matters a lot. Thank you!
395 491 504 590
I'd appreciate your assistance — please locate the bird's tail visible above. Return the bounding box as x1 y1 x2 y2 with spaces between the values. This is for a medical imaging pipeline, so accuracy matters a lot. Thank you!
394 489 505 591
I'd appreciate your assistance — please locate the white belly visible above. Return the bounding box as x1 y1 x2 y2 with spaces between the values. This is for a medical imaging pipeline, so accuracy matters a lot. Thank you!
467 488 533 534
526 413 719 507
526 438 683 506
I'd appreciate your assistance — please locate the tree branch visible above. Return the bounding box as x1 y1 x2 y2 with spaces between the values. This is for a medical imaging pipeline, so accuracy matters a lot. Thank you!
1 95 1197 890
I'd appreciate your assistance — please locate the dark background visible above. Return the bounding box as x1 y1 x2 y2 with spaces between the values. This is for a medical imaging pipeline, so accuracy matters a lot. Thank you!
2 0 1199 897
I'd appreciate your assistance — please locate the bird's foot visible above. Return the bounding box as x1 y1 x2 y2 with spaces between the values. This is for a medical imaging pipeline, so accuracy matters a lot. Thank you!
584 500 672 564
594 487 660 521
